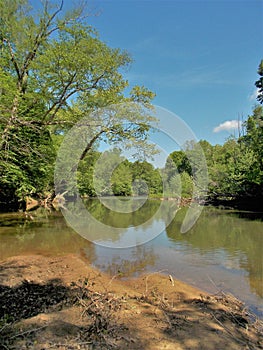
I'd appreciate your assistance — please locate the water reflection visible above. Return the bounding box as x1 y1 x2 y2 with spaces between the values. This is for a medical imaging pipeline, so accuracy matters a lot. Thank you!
234 211 263 221
0 209 95 261
0 202 262 317
166 207 263 299
85 198 162 228
62 198 178 247
89 244 157 277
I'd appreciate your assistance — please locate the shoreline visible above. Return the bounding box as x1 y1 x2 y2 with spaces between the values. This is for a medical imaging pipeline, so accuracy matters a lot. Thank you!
0 253 262 349
2 193 263 215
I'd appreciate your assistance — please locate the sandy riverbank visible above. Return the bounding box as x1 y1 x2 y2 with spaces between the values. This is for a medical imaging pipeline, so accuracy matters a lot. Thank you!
0 254 262 349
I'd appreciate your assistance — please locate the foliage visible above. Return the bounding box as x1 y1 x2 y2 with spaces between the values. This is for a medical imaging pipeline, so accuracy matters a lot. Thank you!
130 160 162 195
255 60 263 104
76 103 263 199
198 105 263 199
76 149 162 197
0 0 156 209
169 150 191 175
77 151 101 197
111 161 133 196
162 105 263 200
0 1 262 209
239 105 263 192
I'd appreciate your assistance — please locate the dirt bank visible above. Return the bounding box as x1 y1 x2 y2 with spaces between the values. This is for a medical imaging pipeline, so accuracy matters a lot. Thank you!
0 254 262 349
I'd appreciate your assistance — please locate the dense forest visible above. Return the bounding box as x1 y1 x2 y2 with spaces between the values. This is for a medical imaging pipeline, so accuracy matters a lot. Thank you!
0 1 262 211
76 105 263 205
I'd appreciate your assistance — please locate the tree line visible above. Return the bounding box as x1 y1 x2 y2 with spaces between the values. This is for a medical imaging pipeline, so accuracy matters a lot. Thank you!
0 1 262 211
76 102 263 204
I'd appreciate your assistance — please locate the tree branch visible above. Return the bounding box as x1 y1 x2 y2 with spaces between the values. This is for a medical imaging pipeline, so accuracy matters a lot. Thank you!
21 0 64 79
42 72 106 123
3 38 21 81
42 85 78 123
69 128 106 173
79 129 105 161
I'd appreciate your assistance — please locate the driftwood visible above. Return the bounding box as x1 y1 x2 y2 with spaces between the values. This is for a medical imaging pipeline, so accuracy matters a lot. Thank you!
51 191 68 210
25 196 40 211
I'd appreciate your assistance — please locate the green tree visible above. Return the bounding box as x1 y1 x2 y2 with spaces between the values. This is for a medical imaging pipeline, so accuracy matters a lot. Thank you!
131 160 162 195
77 150 101 197
255 60 263 104
180 171 193 197
239 105 263 195
89 148 132 196
111 161 132 196
0 0 156 209
169 150 191 175
168 174 181 196
204 137 258 198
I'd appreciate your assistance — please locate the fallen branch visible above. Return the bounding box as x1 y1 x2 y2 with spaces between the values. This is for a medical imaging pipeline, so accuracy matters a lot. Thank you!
211 312 252 348
169 274 174 286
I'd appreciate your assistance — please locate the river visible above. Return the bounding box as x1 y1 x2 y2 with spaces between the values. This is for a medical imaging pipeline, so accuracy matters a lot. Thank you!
0 199 262 317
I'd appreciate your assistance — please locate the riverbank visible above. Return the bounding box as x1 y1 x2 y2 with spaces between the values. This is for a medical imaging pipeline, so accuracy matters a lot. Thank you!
0 254 262 349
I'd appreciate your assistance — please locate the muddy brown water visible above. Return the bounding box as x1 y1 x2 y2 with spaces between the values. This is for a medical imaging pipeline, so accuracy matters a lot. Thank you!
0 199 262 317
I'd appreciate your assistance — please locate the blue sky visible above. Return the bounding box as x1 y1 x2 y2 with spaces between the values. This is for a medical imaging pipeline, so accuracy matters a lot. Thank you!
85 0 262 145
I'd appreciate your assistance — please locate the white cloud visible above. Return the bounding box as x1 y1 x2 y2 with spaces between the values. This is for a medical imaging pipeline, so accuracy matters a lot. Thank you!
248 88 259 101
213 120 241 133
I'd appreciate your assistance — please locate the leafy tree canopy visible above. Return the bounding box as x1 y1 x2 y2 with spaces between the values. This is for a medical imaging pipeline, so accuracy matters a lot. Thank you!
0 0 156 209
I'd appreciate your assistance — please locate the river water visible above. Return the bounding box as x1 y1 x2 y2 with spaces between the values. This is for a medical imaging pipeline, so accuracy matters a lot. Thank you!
0 199 262 317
